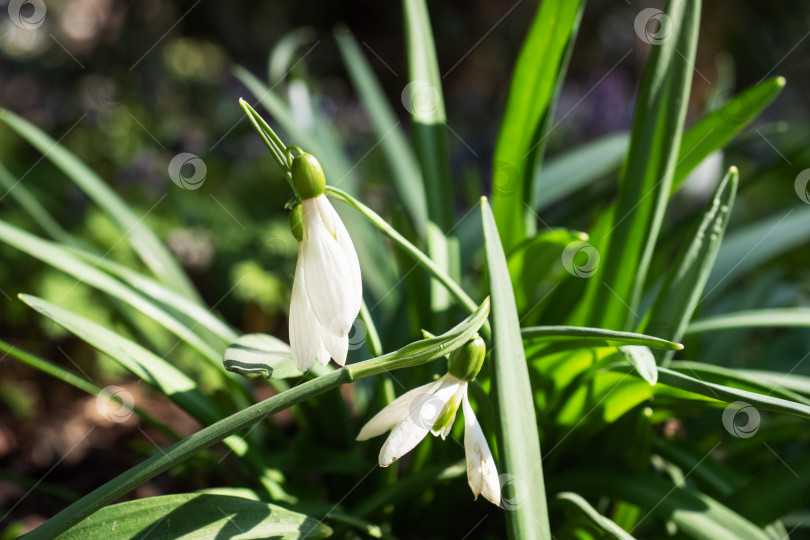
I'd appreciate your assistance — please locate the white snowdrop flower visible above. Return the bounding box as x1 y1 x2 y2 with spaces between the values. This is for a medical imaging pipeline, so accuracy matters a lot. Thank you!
356 337 501 506
288 153 362 371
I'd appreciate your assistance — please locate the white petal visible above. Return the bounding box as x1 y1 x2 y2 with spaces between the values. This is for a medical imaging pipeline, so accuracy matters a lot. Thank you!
320 329 348 366
356 378 443 441
302 198 358 335
289 246 321 371
462 391 501 506
378 375 462 466
315 195 362 319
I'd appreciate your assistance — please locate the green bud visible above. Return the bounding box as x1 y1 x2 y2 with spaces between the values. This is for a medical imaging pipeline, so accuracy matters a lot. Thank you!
290 153 325 199
447 335 486 382
289 204 303 242
432 389 462 438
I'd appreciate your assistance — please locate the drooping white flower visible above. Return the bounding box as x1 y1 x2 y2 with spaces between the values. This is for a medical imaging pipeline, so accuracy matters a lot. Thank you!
288 153 362 371
356 337 501 506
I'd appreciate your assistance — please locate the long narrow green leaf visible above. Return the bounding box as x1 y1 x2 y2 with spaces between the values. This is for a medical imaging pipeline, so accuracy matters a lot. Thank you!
591 0 701 330
22 299 490 539
0 108 200 302
0 162 72 243
672 77 785 192
0 220 227 371
687 308 810 334
555 492 636 540
334 25 427 237
522 326 682 350
491 0 585 250
481 197 550 539
533 133 629 211
59 493 331 540
557 470 770 540
619 346 658 386
643 167 738 360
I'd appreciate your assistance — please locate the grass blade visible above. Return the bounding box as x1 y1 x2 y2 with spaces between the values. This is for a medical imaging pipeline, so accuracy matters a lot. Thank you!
555 492 637 540
0 108 200 303
334 25 428 237
727 454 810 526
481 197 550 539
643 167 738 359
687 308 810 334
491 0 585 250
672 77 786 192
0 163 73 244
590 0 701 330
59 493 331 540
619 346 658 385
522 326 682 350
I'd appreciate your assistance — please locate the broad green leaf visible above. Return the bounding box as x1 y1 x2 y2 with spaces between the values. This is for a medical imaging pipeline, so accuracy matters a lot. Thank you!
334 25 428 237
23 299 490 539
557 470 770 540
522 326 682 351
533 132 629 211
555 492 636 540
727 453 810 526
0 108 200 302
707 207 810 296
731 369 810 397
491 0 585 250
619 346 658 386
224 334 302 379
672 77 785 192
18 294 223 423
590 0 701 330
59 493 331 540
0 220 227 370
687 308 810 334
643 167 738 360
481 197 551 539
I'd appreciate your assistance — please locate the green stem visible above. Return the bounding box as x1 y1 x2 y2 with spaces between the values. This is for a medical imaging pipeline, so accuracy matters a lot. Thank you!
359 299 383 358
326 186 491 339
238 99 290 176
24 299 489 539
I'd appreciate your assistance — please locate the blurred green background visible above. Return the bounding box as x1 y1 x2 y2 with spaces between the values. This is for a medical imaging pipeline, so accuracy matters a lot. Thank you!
1 0 809 534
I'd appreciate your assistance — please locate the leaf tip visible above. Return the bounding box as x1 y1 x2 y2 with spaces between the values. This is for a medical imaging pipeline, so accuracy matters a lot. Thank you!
480 195 489 205
675 343 685 351
776 76 786 87
728 165 739 175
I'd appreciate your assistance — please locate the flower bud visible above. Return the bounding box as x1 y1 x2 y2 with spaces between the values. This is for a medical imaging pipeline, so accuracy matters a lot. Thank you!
289 204 303 242
291 153 326 199
447 335 486 382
